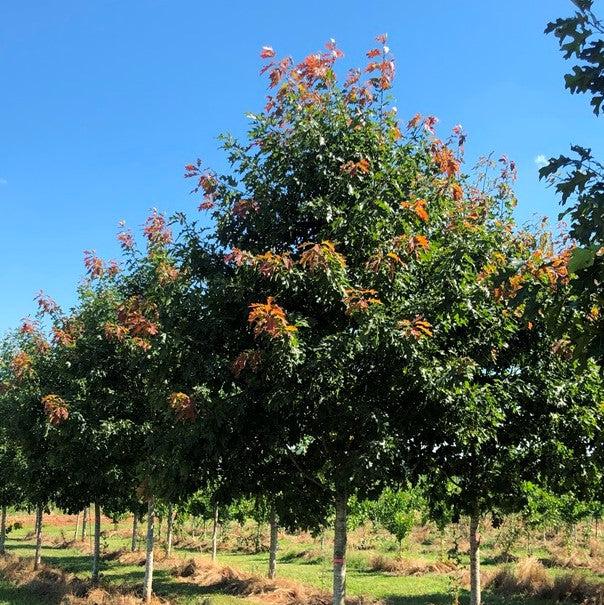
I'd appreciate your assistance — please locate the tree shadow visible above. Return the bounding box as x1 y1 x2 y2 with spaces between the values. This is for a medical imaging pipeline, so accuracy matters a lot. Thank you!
0 580 48 605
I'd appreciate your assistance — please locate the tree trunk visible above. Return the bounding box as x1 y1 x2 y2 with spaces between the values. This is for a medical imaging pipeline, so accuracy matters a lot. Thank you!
332 492 347 605
143 498 155 604
73 512 80 542
255 520 262 553
81 507 88 542
166 504 174 557
268 508 278 579
131 514 138 552
34 504 43 571
211 505 219 562
91 503 101 584
469 514 482 605
0 505 6 555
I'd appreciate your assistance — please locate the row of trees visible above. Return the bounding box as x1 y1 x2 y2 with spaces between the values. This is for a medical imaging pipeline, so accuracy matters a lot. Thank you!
0 6 602 605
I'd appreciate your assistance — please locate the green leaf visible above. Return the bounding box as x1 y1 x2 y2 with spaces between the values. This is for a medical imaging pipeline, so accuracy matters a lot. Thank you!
567 247 595 273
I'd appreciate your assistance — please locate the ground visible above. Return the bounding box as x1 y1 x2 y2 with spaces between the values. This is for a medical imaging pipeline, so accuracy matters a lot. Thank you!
0 512 602 604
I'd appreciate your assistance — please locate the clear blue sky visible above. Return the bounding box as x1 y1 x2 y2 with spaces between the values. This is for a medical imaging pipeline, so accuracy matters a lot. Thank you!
1 0 602 333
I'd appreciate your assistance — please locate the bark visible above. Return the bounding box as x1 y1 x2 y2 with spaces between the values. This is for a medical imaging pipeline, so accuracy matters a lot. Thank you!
255 521 261 553
211 505 219 562
131 514 138 552
73 512 80 542
81 507 88 542
268 508 278 579
34 504 43 571
332 493 347 605
91 503 101 584
166 504 174 556
142 498 155 604
0 505 6 555
469 514 482 605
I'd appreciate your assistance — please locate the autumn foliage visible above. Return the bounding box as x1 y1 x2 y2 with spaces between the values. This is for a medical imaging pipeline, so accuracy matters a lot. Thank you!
41 394 69 426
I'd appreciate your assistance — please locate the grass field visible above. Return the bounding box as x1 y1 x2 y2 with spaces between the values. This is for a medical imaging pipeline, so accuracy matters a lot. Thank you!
0 512 602 604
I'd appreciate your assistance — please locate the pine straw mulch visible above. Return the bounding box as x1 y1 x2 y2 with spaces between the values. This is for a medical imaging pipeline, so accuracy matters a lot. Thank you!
168 556 380 605
367 553 456 576
484 557 604 604
0 552 166 604
539 544 604 575
97 548 381 605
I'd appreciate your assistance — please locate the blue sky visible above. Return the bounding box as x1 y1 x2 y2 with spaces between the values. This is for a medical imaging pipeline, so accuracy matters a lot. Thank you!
0 0 602 333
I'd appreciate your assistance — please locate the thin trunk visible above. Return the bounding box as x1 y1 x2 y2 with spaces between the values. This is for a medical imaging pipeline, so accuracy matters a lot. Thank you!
142 498 155 604
34 504 43 571
268 508 278 579
332 492 347 605
595 517 599 540
166 504 174 557
255 520 262 553
211 505 219 562
0 505 7 555
131 514 138 552
81 507 88 541
89 506 93 550
91 503 101 584
469 514 482 605
73 512 80 542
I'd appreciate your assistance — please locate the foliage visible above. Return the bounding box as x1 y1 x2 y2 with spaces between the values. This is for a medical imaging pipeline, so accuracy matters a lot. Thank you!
541 0 604 364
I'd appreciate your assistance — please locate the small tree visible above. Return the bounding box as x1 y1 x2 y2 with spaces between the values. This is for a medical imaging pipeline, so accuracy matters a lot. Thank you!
374 488 422 555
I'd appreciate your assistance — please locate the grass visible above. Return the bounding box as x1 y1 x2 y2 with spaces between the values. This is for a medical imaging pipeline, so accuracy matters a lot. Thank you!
0 576 48 605
0 513 601 604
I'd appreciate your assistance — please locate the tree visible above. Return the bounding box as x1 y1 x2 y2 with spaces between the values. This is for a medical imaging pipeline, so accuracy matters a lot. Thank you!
0 413 25 555
374 488 423 554
0 312 66 570
181 35 519 605
411 241 603 605
540 0 603 365
104 212 203 603
42 277 144 584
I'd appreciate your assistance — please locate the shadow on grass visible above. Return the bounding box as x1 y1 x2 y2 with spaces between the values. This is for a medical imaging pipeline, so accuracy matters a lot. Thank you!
382 590 554 605
0 580 48 605
383 595 453 605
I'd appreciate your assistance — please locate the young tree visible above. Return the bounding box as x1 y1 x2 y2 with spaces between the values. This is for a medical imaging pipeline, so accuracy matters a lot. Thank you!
0 312 65 570
181 36 518 605
408 219 604 605
41 277 144 584
0 421 24 555
103 212 203 602
374 488 423 555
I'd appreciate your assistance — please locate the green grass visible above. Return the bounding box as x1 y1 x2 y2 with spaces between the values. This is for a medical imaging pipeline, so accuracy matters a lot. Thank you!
0 577 48 605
